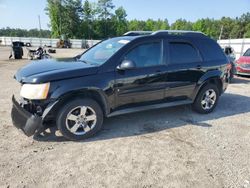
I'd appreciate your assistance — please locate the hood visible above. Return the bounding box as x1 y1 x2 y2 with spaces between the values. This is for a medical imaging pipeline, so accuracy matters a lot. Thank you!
237 56 250 64
15 59 98 84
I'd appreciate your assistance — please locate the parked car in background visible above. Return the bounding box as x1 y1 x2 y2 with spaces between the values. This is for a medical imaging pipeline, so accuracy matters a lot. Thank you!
236 48 250 76
11 30 231 141
223 46 236 81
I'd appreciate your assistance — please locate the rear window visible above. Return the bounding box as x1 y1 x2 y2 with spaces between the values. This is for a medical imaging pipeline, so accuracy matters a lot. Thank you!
195 39 226 61
169 42 200 64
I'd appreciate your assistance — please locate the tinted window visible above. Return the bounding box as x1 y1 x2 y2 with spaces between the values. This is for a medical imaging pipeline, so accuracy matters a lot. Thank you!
195 39 226 61
169 42 200 64
125 42 162 67
243 49 250 57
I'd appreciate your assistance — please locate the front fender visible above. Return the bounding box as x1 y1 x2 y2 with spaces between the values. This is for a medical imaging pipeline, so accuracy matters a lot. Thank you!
47 75 113 116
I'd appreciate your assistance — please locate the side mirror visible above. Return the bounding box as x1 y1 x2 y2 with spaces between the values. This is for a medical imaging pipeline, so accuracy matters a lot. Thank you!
117 60 136 70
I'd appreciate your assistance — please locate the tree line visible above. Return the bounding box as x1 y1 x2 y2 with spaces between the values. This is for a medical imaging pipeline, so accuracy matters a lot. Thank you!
0 28 51 38
44 0 250 39
1 0 250 40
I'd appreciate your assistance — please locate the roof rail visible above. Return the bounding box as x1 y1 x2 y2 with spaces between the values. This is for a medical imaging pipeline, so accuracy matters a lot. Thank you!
152 30 205 36
123 31 153 36
123 30 206 37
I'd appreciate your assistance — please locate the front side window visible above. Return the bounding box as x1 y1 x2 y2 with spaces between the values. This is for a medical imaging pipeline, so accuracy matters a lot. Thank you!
169 42 200 64
243 49 250 57
80 38 132 65
124 42 162 67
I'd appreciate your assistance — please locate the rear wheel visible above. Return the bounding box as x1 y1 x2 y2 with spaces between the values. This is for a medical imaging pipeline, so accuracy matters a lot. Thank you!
57 98 103 141
192 84 219 114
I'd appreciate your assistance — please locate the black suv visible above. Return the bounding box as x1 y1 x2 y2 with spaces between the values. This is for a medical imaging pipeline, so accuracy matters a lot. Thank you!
11 30 230 140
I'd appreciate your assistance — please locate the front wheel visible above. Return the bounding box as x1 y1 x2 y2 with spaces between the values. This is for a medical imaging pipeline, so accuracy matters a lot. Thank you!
57 98 103 141
192 84 219 114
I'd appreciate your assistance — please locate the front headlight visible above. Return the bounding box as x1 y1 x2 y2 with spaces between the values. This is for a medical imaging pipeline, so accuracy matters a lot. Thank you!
20 83 50 100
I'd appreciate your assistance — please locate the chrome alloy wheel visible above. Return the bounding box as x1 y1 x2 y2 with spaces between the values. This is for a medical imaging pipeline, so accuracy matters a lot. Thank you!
66 106 97 135
201 89 217 110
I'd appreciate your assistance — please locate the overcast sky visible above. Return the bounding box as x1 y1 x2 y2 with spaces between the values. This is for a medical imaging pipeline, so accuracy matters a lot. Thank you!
0 0 249 30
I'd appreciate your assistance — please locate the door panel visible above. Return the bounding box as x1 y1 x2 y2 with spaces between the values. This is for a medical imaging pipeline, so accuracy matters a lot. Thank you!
165 63 203 100
115 66 167 108
165 40 204 100
114 40 168 109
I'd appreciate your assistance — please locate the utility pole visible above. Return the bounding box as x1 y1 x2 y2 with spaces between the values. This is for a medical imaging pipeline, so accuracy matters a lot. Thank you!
219 25 224 40
38 15 42 37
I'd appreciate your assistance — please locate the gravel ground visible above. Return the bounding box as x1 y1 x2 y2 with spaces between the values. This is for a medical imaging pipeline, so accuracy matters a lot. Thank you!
0 46 250 188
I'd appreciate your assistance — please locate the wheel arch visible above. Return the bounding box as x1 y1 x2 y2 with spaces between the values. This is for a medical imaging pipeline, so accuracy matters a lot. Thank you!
192 70 224 100
51 88 110 118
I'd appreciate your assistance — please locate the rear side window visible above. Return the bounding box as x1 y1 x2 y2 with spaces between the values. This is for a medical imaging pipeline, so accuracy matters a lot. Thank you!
195 39 226 61
169 42 200 64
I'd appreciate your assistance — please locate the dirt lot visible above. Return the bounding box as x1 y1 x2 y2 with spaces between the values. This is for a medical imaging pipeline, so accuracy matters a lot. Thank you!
0 46 250 188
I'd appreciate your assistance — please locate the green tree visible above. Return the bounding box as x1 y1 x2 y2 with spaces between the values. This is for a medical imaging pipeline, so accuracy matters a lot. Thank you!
46 0 64 38
46 0 82 38
82 0 93 39
156 19 170 30
128 19 139 31
114 6 127 36
0 27 50 38
97 0 115 37
63 0 82 38
193 18 220 39
171 19 193 30
218 17 235 39
239 13 250 38
245 23 250 38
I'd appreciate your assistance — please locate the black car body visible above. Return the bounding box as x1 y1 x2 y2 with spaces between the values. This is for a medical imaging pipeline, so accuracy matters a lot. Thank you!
11 30 230 140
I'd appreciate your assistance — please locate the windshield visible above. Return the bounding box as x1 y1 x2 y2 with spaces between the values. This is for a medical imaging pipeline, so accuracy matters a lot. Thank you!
243 49 250 57
79 38 131 65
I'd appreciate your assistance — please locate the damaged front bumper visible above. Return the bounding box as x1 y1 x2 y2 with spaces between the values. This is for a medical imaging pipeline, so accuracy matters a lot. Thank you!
11 96 57 137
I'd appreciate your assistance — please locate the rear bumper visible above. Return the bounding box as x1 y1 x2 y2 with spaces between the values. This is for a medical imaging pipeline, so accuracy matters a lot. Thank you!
11 96 43 136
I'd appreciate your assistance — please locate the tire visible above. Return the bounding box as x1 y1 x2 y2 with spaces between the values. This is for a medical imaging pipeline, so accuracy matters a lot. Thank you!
57 98 103 141
192 84 219 114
